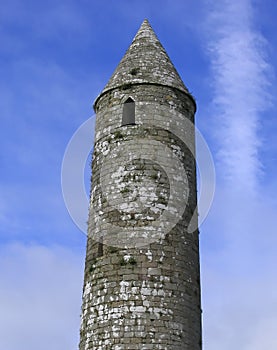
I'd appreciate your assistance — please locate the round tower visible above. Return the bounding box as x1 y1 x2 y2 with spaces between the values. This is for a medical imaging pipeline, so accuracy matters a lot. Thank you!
79 20 202 349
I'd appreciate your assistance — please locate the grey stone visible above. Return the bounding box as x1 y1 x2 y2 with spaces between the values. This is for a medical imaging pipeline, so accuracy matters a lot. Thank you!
79 19 202 350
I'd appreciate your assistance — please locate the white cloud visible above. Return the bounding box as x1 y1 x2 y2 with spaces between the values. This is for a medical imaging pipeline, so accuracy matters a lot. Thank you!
0 243 84 350
206 0 272 193
202 267 277 350
201 182 277 350
201 2 277 348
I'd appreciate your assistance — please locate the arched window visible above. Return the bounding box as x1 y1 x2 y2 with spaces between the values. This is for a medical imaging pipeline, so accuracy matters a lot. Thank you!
122 97 135 126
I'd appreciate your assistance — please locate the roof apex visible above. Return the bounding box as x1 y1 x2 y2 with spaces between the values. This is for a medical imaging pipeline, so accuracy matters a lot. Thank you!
97 19 189 101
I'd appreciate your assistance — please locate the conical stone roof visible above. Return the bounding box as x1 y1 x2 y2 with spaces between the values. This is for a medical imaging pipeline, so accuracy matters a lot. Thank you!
99 19 189 97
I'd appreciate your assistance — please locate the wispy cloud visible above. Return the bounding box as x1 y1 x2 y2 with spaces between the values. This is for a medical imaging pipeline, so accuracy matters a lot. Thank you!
201 181 277 350
202 264 277 350
206 0 272 193
201 2 277 349
0 243 83 350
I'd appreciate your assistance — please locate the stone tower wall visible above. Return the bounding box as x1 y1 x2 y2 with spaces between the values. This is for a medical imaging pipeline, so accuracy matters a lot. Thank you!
79 82 202 349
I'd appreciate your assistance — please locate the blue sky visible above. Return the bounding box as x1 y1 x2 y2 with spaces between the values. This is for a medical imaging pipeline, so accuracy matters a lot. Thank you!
1 0 277 349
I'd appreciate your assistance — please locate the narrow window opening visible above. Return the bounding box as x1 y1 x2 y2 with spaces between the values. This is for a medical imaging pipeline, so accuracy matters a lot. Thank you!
122 97 135 126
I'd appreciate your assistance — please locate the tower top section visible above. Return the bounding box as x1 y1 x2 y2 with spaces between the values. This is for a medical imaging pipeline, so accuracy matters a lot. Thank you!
95 19 190 107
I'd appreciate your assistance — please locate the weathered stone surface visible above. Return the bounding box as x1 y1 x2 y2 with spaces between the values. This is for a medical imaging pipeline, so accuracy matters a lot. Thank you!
94 19 191 109
79 19 201 350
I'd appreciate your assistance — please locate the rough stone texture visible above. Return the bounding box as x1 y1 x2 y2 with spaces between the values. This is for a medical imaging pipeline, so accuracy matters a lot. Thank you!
94 19 191 108
79 19 202 350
